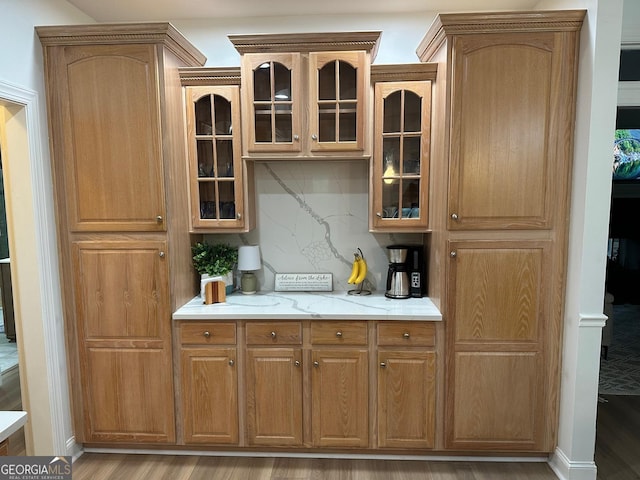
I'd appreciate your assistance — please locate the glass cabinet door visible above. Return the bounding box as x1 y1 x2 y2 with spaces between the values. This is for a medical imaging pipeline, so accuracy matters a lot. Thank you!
372 81 431 231
186 85 245 230
242 53 301 153
309 51 366 152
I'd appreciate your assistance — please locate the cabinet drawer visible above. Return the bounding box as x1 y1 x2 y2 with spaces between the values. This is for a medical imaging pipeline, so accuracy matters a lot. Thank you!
310 321 368 345
246 322 302 345
180 322 236 345
377 322 435 347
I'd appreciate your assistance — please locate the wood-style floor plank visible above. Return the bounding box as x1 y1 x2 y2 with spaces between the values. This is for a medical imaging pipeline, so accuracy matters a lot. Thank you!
596 394 640 480
71 455 558 480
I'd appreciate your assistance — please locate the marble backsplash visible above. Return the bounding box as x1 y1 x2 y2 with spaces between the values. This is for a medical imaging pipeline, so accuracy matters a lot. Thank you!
204 160 425 293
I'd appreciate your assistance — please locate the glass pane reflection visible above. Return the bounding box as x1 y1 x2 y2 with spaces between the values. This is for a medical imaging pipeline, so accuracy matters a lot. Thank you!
195 95 212 135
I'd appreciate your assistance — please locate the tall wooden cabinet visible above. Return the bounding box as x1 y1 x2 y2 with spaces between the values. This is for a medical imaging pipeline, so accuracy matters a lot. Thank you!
37 24 206 444
417 11 585 452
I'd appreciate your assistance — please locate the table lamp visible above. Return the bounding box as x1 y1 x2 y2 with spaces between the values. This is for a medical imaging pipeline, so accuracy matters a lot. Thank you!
238 245 261 294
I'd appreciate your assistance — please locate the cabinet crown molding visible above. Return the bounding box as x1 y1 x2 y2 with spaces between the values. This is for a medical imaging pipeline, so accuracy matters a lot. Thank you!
179 67 241 86
371 63 438 83
228 31 382 60
416 9 586 61
36 22 206 67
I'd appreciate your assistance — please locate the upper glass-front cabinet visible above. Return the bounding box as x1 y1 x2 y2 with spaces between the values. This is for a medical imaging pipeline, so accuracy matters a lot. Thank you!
309 51 366 153
371 80 432 231
231 32 380 159
185 85 248 231
243 53 302 153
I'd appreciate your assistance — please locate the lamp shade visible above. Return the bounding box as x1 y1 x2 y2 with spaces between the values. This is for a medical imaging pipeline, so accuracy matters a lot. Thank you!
238 245 261 271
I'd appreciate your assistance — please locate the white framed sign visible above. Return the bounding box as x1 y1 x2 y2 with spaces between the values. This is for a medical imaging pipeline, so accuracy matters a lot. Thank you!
275 273 333 292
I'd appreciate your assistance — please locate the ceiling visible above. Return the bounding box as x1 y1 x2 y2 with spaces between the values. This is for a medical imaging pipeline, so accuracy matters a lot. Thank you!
66 0 540 22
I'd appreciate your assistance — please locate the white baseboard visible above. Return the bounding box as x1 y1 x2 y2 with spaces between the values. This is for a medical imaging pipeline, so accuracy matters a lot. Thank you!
66 436 83 462
549 447 597 480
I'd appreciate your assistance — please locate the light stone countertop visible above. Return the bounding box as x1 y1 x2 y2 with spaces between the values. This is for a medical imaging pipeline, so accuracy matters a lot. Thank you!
0 411 27 442
173 291 442 321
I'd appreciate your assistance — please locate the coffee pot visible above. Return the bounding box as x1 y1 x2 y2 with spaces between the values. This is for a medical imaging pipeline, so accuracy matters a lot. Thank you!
385 245 410 299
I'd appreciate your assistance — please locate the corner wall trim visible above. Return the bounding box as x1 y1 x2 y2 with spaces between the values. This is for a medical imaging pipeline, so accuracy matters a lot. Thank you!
549 447 597 480
0 78 71 454
578 313 607 328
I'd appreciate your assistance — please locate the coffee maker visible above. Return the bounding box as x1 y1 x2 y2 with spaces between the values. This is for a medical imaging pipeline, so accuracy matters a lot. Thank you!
385 245 425 299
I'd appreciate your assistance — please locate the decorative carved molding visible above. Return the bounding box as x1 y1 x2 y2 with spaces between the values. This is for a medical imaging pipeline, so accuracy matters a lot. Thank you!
179 67 241 86
229 31 382 60
417 10 586 61
371 63 438 83
36 22 206 67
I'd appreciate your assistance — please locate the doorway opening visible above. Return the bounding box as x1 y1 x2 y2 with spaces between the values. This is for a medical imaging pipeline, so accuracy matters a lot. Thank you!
0 114 24 455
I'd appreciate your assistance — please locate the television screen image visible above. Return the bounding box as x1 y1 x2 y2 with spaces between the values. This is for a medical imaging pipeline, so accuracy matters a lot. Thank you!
613 129 640 180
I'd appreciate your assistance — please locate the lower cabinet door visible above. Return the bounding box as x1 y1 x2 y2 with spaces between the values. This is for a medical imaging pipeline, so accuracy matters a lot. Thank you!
84 347 175 443
311 349 369 447
449 351 543 450
245 348 303 446
181 347 238 444
377 350 436 449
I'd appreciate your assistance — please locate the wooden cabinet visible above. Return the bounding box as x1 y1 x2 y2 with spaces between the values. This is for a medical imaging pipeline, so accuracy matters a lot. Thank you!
377 322 436 449
310 321 368 448
178 322 238 445
72 240 176 442
446 241 550 451
370 64 436 232
418 14 584 232
37 23 206 444
417 10 585 453
230 32 380 159
41 42 167 233
174 318 439 451
245 322 303 446
181 68 255 232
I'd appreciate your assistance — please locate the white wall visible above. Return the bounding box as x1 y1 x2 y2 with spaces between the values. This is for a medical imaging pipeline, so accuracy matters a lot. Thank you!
174 13 436 67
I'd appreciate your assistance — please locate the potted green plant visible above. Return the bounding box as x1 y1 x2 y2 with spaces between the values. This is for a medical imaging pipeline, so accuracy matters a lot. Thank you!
192 242 238 296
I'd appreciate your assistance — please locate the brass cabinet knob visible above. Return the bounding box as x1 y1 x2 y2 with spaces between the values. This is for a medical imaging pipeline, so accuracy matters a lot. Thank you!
203 331 211 338
159 251 166 258
313 361 319 367
336 331 343 337
403 332 410 339
450 251 457 258
228 359 235 366
451 213 459 220
156 215 163 223
380 362 387 368
271 331 277 338
294 360 300 367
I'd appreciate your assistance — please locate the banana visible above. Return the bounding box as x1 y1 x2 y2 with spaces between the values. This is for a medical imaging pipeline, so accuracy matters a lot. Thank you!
354 256 367 284
347 253 361 284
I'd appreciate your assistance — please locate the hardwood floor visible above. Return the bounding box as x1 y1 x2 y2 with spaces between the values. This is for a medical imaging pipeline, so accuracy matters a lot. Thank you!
595 394 640 480
72 455 558 480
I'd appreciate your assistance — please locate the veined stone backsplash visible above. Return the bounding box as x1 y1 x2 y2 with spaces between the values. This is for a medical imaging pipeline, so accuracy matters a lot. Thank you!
204 160 424 293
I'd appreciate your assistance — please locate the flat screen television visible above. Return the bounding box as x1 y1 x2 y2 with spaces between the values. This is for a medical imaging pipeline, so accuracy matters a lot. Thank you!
613 107 640 182
613 129 640 180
